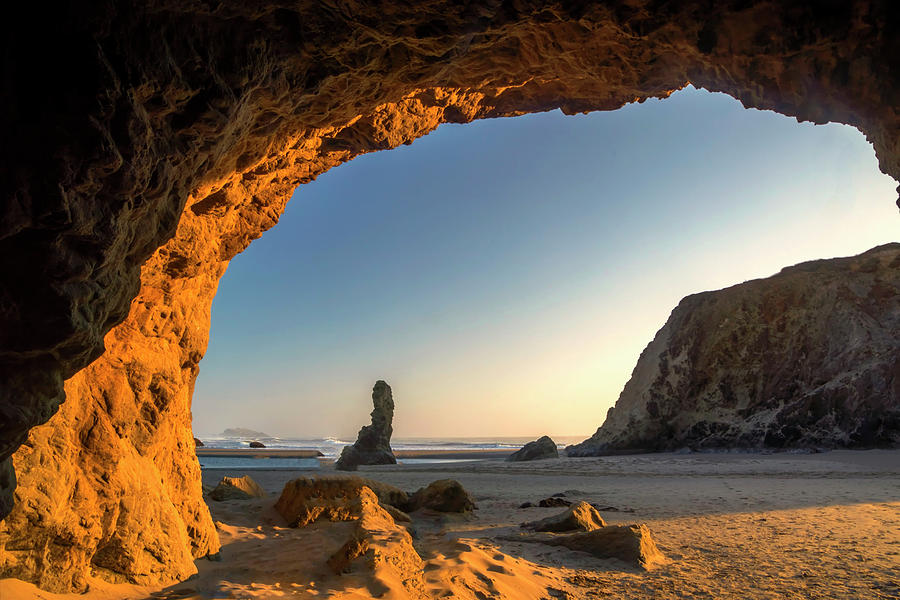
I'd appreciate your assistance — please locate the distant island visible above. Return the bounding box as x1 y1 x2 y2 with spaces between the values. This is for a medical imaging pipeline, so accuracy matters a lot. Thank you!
221 428 272 439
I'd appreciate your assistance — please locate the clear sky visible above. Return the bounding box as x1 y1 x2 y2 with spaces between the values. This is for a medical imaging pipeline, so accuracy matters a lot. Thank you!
191 86 898 440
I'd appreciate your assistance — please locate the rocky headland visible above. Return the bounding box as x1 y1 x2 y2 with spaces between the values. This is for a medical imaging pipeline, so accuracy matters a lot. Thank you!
568 244 900 456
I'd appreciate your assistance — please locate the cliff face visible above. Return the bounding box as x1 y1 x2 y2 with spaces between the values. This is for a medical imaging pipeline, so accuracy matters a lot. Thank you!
1 0 899 592
568 245 900 456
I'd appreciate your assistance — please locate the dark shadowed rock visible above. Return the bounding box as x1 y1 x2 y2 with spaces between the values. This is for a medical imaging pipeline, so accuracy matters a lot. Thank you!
568 244 900 456
193 438 204 447
538 497 572 508
543 524 665 569
209 476 265 501
523 501 607 532
336 381 397 471
408 479 475 513
507 436 559 462
248 441 266 448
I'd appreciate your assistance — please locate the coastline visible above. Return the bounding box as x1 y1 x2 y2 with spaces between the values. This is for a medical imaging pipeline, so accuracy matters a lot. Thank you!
196 447 514 460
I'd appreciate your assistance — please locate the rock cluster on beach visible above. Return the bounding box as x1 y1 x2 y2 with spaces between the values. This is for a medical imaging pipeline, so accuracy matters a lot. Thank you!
568 244 900 456
336 381 397 471
507 436 559 461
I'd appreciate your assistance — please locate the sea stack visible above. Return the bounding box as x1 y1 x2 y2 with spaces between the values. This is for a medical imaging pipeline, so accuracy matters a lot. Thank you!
336 381 397 470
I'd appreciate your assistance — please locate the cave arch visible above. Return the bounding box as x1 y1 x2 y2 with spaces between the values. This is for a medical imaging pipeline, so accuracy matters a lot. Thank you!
1 1 898 592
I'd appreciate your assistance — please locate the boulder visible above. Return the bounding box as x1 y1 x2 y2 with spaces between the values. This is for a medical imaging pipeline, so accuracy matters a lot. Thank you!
274 476 409 527
408 479 475 513
507 436 559 461
336 381 397 470
538 497 571 508
523 501 606 532
248 441 266 448
193 438 205 447
542 524 665 569
209 476 266 501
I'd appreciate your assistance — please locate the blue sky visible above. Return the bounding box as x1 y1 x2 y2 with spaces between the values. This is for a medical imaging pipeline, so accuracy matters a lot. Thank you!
192 86 898 439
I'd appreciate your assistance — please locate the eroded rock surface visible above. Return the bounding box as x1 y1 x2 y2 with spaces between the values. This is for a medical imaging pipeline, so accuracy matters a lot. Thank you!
209 475 265 501
274 476 409 527
508 436 559 461
2 1 900 592
325 487 427 598
336 381 397 471
542 524 666 569
568 244 900 456
409 479 476 513
523 501 607 533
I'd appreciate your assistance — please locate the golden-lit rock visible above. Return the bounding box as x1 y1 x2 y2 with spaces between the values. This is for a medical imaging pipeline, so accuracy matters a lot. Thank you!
209 475 265 501
1 2 899 592
523 501 607 533
568 244 900 456
274 476 409 527
544 524 666 570
325 487 427 598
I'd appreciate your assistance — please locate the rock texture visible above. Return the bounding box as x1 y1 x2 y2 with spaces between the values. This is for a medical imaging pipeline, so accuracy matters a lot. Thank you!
324 487 427 598
523 501 607 533
274 476 409 527
542 524 666 570
208 475 265 501
507 436 559 461
2 1 899 592
408 479 476 513
336 381 397 471
568 244 900 456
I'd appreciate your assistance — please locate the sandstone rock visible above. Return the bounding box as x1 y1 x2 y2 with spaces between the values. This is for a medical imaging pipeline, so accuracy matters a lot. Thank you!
336 381 397 471
274 476 409 527
507 436 559 462
3 3 900 593
325 487 426 597
248 441 266 449
193 438 204 447
408 479 475 513
543 524 666 570
208 476 265 502
568 244 900 456
523 501 606 533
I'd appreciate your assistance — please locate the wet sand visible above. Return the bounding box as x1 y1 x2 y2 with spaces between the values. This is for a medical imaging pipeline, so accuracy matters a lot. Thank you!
3 449 898 599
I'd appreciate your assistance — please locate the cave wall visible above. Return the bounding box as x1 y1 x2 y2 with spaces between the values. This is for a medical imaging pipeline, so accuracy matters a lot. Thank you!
1 0 898 591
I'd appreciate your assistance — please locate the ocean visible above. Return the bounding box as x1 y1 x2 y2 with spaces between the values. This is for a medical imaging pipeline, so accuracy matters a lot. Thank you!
194 435 587 470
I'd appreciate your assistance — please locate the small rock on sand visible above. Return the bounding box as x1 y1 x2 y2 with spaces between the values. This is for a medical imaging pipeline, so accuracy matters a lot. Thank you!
507 435 559 462
523 501 606 532
209 475 266 501
409 479 476 513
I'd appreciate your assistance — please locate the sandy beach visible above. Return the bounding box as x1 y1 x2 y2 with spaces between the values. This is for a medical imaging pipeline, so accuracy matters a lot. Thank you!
2 449 898 599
